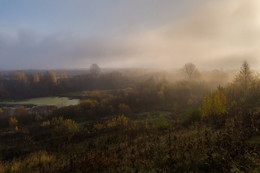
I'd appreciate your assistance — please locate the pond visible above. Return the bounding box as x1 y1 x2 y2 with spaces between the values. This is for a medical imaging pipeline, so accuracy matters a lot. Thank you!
0 97 80 107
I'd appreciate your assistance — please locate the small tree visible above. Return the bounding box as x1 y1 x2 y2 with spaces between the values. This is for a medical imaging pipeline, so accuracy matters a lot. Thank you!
230 61 259 112
183 63 198 80
90 64 101 74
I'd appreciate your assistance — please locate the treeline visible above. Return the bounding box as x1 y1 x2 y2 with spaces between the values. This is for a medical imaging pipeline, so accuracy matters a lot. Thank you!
0 71 62 99
200 61 260 122
0 71 131 99
0 62 236 100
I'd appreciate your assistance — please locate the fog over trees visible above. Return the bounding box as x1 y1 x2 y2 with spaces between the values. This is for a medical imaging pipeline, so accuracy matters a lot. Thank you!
0 0 260 172
183 63 199 80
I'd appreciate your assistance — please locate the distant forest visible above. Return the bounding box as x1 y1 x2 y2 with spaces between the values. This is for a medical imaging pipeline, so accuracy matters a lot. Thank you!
0 63 238 99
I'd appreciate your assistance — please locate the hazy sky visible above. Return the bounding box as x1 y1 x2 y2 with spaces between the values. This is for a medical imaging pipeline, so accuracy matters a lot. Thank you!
0 0 260 70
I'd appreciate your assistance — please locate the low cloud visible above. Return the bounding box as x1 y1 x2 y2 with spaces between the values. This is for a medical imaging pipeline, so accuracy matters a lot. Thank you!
0 0 260 70
135 0 260 69
0 30 142 69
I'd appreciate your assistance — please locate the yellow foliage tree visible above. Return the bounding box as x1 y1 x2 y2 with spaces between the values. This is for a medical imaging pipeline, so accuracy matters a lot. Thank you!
33 73 40 83
47 71 57 84
201 87 228 118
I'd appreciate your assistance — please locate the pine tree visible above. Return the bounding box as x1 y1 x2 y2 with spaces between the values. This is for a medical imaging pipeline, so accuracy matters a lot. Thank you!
234 61 253 91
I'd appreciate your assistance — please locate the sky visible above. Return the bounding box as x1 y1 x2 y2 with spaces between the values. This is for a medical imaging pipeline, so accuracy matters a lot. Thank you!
0 0 260 70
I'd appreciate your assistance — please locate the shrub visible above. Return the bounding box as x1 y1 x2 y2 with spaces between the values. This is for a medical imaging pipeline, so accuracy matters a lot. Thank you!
34 114 42 121
118 104 131 115
93 123 104 131
41 120 51 127
78 99 99 116
145 113 171 130
79 99 98 111
1 151 54 173
107 115 129 129
183 108 201 125
153 115 171 130
9 117 18 130
51 117 79 135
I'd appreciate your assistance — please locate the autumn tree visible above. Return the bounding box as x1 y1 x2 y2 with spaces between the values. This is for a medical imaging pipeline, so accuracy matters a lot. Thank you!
47 71 57 84
33 73 41 83
11 72 28 83
201 87 228 119
183 63 199 80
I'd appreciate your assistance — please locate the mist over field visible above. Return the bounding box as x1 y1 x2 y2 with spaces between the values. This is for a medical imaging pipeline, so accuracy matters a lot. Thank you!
0 1 260 173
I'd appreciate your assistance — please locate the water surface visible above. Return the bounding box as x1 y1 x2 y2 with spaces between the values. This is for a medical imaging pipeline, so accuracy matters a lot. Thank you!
0 97 80 107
